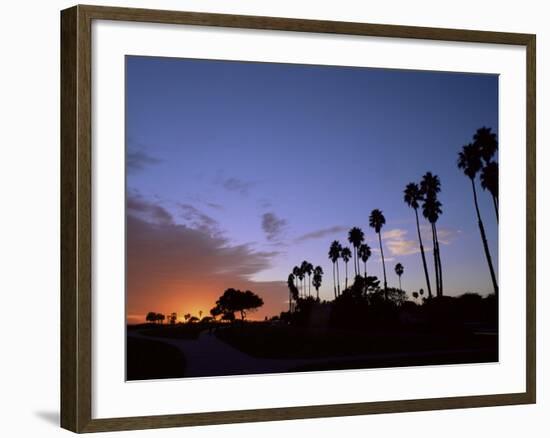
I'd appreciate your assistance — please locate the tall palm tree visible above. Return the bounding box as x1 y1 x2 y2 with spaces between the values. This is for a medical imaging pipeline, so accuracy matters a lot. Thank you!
312 266 323 300
404 182 433 299
299 261 308 298
304 261 313 297
358 243 371 279
292 265 301 297
369 209 388 299
394 263 404 290
458 143 499 296
348 227 365 277
341 247 352 291
474 126 498 164
328 241 342 298
474 127 499 223
287 273 295 312
480 161 498 223
421 172 443 297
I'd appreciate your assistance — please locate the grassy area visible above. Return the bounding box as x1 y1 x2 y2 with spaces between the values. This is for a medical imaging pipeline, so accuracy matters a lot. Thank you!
215 324 497 360
130 323 206 340
126 337 186 380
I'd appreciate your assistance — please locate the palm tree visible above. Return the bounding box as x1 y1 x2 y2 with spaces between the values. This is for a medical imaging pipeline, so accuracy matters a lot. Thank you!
421 172 443 297
328 241 342 298
369 209 388 299
458 143 498 296
292 265 301 297
394 263 404 290
299 261 307 298
287 273 295 312
307 262 314 296
475 126 499 222
474 126 498 164
341 247 352 290
404 182 433 299
480 161 498 223
348 227 365 277
312 266 323 300
358 243 371 280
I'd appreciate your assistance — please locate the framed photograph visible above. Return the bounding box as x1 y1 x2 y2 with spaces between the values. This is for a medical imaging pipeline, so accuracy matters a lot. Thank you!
60 5 536 433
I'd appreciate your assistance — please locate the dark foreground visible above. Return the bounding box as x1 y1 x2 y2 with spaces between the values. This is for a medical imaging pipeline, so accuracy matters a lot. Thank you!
126 321 497 380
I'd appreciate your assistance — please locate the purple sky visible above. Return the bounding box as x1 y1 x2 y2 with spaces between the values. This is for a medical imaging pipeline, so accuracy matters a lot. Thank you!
125 55 498 321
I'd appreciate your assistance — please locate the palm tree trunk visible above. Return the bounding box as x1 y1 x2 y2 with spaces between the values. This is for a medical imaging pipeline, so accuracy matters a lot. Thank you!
399 276 402 291
289 290 292 313
431 223 440 297
336 261 341 297
434 223 443 296
344 262 348 290
492 196 499 223
363 261 367 293
471 179 499 296
415 209 433 299
332 262 337 299
378 232 388 300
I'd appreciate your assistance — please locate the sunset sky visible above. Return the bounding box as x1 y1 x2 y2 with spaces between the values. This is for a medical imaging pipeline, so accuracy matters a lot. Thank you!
125 55 498 324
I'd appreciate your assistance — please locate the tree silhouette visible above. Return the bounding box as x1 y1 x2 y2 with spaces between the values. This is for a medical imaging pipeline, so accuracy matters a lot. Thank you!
341 247 352 291
299 261 308 298
312 266 323 300
292 265 301 297
287 273 299 312
369 209 388 299
395 263 404 290
184 313 191 322
212 288 264 321
303 261 313 297
328 240 342 298
348 227 365 277
358 243 371 283
145 311 157 324
474 127 499 222
458 143 498 296
480 161 498 223
169 312 177 325
404 182 433 299
421 172 443 297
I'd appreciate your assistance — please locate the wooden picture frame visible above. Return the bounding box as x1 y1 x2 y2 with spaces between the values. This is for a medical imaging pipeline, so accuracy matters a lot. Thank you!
61 4 536 433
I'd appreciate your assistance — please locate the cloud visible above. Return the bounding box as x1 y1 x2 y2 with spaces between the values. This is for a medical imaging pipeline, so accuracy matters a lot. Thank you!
261 212 287 241
221 177 255 195
179 203 221 237
126 208 286 323
127 192 174 225
206 202 224 211
294 226 348 243
381 226 461 257
127 149 161 173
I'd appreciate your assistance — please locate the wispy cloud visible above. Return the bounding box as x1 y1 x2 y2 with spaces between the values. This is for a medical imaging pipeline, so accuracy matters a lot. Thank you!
261 212 287 242
294 226 348 243
127 191 173 225
381 226 461 257
220 177 255 196
127 149 161 174
179 203 221 237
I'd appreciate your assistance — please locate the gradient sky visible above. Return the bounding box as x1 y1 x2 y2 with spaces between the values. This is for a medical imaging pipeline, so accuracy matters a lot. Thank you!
125 55 499 323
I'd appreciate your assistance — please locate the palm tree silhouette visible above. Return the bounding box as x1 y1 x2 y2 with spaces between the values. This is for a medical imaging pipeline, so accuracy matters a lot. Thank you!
299 261 307 298
348 227 365 277
421 172 443 297
292 265 301 297
404 182 433 299
480 161 498 223
341 247 352 291
328 241 342 298
287 273 295 312
304 261 313 297
394 263 404 290
313 266 323 300
358 243 371 281
369 209 388 299
474 127 499 222
458 143 499 296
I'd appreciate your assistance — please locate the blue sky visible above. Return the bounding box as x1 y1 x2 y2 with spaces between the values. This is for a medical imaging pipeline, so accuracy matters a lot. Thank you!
125 55 498 320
